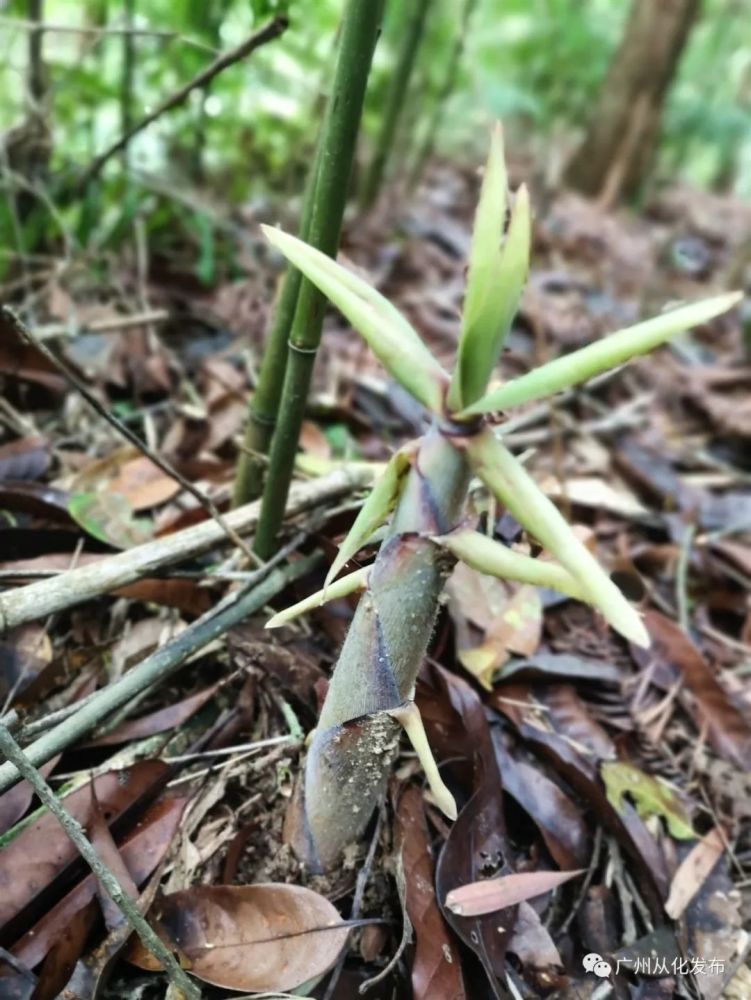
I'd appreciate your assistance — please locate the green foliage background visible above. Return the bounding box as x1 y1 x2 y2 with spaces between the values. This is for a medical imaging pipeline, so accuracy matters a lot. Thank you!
1 0 748 284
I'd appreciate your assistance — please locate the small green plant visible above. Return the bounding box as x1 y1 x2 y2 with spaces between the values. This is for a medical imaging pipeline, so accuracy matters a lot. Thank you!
263 126 740 871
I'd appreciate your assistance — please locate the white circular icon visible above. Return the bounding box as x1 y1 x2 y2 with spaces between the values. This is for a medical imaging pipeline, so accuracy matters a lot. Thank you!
582 953 612 978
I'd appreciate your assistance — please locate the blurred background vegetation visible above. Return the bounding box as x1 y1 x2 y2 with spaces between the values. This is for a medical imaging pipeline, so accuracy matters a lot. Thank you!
0 0 749 287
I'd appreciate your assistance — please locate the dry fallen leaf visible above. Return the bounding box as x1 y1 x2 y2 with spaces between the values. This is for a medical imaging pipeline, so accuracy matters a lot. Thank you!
665 827 725 919
126 883 349 993
445 868 584 917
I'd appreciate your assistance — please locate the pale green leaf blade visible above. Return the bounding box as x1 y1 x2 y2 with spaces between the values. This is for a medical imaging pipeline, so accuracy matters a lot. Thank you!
261 225 449 412
460 292 743 416
266 567 369 629
465 429 649 646
389 702 457 820
461 123 507 341
433 527 586 599
324 444 414 590
450 182 531 410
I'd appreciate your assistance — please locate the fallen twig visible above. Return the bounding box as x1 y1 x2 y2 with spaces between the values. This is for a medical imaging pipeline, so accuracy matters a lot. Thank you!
0 720 202 999
0 552 321 795
0 466 367 631
75 16 288 191
34 308 169 340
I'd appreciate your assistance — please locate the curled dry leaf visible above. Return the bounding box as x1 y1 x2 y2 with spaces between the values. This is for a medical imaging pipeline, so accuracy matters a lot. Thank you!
445 868 584 917
126 883 349 993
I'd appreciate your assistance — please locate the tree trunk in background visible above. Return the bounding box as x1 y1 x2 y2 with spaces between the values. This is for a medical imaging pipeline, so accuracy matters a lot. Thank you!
565 0 700 205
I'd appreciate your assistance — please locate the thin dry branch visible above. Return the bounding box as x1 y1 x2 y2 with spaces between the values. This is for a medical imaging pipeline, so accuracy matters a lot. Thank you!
75 15 288 191
35 308 169 339
0 466 369 631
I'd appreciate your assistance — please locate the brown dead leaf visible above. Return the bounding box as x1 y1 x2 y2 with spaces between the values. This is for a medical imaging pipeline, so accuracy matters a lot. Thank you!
445 868 584 918
460 587 544 690
493 733 589 870
88 788 140 931
396 784 466 1000
0 756 61 836
0 623 53 705
86 684 217 746
0 760 169 930
0 315 66 394
30 899 98 1000
203 393 246 452
507 900 563 970
126 884 349 993
115 578 212 616
300 421 332 459
11 796 187 971
108 617 185 678
447 562 508 631
107 456 181 511
685 848 744 998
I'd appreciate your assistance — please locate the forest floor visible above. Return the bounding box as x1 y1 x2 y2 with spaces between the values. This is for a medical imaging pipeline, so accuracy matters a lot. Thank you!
0 156 750 999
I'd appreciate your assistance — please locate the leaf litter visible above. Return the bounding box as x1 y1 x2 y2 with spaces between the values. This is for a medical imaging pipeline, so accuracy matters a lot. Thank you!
0 137 749 1000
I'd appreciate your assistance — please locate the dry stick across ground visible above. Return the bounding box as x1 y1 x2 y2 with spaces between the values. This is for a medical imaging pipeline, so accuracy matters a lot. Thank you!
0 466 368 631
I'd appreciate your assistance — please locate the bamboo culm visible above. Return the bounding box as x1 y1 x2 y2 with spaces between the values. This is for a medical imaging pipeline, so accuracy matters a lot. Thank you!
360 0 431 210
252 0 385 559
233 142 322 505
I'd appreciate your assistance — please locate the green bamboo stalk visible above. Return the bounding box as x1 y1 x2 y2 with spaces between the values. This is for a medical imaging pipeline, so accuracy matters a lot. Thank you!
233 143 322 505
360 0 431 210
408 0 478 190
252 0 385 559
